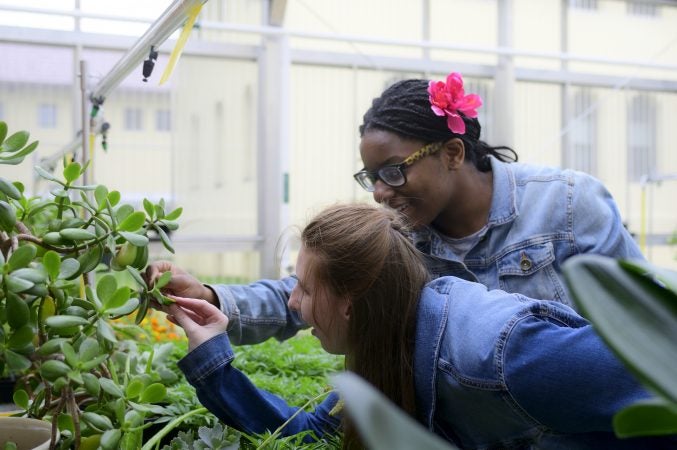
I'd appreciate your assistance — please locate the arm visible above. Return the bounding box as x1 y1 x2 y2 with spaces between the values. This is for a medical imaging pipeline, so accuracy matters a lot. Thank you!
209 276 307 345
502 307 653 433
146 261 307 345
178 333 341 439
162 297 340 439
572 174 644 260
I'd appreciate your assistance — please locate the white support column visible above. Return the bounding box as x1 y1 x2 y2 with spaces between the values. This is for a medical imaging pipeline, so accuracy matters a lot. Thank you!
561 0 570 168
257 32 290 279
494 0 515 147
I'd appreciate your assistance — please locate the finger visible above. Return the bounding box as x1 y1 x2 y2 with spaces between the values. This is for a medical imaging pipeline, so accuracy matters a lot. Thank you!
169 295 222 316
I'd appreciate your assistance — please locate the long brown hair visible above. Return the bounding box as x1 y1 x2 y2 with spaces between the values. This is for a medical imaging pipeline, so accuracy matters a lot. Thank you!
301 203 430 449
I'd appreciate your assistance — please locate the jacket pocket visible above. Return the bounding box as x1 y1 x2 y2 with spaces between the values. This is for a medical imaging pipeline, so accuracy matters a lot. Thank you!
497 242 568 304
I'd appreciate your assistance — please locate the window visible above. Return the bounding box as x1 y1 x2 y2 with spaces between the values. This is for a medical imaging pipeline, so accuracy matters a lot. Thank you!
569 0 597 10
124 108 143 131
627 1 658 17
464 80 492 142
627 94 656 182
155 109 171 131
563 89 597 175
38 103 57 128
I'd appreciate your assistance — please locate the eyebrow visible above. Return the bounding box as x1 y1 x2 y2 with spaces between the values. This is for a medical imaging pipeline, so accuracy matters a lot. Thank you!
292 274 309 293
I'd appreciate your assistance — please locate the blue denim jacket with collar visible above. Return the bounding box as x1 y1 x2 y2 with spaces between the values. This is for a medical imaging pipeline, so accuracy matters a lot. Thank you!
180 276 674 449
412 156 644 307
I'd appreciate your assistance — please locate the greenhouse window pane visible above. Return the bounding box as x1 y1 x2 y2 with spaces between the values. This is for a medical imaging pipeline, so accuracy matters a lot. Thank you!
37 103 57 128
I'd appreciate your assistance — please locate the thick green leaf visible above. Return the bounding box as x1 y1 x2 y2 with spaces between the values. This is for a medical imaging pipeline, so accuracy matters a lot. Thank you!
77 244 103 275
139 382 166 404
8 244 37 270
0 121 7 143
104 286 131 311
563 255 677 403
60 227 97 241
63 162 82 184
40 359 70 381
6 293 30 328
42 250 61 279
94 185 108 208
45 315 89 329
106 297 139 317
126 379 145 400
107 191 121 207
620 259 677 297
59 258 81 280
78 337 100 362
100 429 122 450
333 372 457 450
126 266 147 289
97 319 117 343
164 206 183 221
83 411 114 431
3 130 29 152
114 204 134 224
154 224 174 254
117 211 146 232
12 267 47 284
155 271 172 290
99 378 124 398
58 413 75 434
13 389 29 410
0 140 38 161
62 342 79 367
4 349 32 372
0 176 22 199
80 354 107 371
119 231 149 247
7 324 34 349
34 165 61 183
97 274 117 304
613 397 677 437
5 274 34 293
143 198 154 219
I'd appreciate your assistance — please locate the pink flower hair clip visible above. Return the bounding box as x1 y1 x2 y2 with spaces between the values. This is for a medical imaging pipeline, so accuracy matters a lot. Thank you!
427 72 482 135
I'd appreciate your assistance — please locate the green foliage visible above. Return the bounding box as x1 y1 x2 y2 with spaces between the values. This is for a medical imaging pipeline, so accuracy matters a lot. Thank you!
563 255 677 438
232 333 343 407
160 423 240 450
0 121 188 448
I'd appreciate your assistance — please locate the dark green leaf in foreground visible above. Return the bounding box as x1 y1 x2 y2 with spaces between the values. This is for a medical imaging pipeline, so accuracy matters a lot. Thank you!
562 255 677 404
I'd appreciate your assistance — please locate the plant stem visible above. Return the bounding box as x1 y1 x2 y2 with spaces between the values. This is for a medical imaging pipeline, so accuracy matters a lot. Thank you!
140 407 208 450
255 389 333 450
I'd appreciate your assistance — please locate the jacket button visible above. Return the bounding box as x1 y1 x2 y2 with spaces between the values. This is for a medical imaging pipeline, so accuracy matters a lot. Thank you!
520 253 532 272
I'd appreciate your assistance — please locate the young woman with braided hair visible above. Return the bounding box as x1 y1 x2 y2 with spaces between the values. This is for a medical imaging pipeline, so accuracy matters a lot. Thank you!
353 72 643 304
159 203 673 449
147 71 643 345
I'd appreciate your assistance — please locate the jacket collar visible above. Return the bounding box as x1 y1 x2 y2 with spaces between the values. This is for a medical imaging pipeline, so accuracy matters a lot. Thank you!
413 286 450 429
486 156 518 226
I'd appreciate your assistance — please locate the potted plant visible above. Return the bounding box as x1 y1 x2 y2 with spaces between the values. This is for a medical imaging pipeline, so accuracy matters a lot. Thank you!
0 120 192 449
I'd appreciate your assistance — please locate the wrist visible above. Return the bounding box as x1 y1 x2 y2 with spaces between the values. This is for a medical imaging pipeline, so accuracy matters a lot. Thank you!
202 284 218 307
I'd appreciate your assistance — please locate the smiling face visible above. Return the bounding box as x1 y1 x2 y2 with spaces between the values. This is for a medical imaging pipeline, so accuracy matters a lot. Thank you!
359 129 459 230
288 246 350 355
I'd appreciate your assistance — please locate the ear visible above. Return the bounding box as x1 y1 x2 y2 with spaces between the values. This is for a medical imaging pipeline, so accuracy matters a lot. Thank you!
441 138 465 170
341 299 352 321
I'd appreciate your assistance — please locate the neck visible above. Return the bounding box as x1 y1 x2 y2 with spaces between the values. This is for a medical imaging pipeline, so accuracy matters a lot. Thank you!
433 167 493 239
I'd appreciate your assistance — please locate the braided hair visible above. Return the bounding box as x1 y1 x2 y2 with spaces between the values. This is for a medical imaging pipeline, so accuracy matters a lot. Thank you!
359 79 517 171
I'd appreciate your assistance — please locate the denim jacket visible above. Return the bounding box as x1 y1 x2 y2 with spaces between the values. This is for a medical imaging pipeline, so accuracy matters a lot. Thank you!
210 158 643 345
412 156 644 307
180 277 674 449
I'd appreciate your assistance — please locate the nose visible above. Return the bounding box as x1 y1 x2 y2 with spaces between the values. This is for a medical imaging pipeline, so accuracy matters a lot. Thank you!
288 286 301 312
372 180 393 204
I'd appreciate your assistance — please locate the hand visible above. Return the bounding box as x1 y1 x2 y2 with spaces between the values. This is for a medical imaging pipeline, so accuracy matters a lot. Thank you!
144 260 218 306
162 296 229 352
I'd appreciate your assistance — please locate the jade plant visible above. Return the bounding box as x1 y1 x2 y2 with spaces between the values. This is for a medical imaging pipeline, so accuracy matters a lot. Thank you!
0 120 186 448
